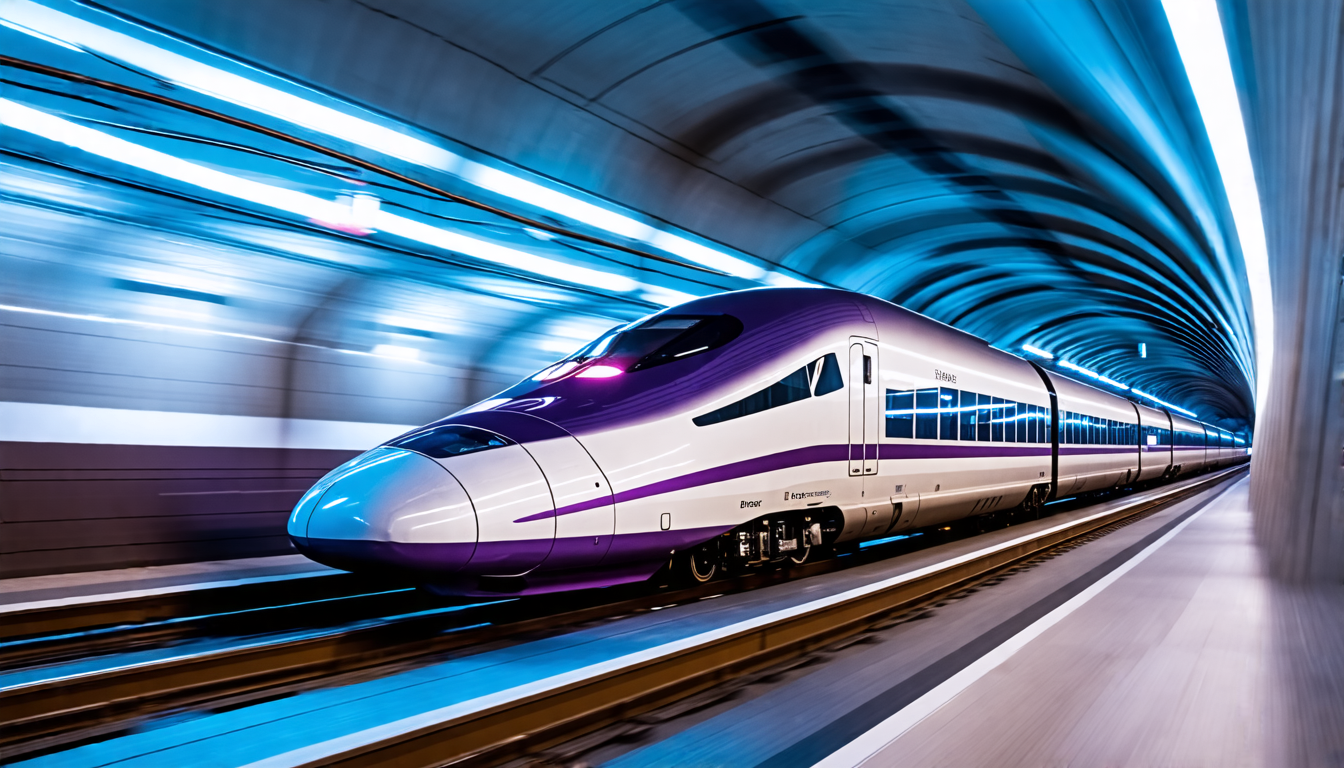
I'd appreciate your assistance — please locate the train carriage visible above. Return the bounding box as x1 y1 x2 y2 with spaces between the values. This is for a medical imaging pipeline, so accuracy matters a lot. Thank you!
289 287 1247 596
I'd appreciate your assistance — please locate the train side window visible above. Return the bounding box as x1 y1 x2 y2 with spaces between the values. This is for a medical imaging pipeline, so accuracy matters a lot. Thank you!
915 388 939 439
939 388 958 441
977 393 992 441
692 365 810 426
1026 405 1038 443
960 391 978 440
990 397 1004 442
811 353 844 397
1003 401 1017 443
1068 412 1078 444
1016 403 1029 443
885 389 914 438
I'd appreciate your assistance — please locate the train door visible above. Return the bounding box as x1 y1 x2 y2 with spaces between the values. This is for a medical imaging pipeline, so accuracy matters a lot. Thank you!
848 338 880 478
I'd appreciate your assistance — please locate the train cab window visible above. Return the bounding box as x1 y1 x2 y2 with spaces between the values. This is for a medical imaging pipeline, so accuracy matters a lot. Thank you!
939 388 958 441
915 389 939 439
885 389 914 438
554 315 741 376
389 424 514 459
959 391 978 440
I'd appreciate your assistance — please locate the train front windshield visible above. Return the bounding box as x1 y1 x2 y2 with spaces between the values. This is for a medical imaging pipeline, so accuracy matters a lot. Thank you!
569 314 743 372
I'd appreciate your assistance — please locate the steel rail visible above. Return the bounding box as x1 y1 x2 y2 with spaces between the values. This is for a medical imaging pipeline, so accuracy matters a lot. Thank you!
273 466 1247 768
0 571 406 648
0 55 726 277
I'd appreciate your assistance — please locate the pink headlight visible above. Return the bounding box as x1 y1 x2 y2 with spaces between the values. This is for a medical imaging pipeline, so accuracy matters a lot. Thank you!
577 364 623 379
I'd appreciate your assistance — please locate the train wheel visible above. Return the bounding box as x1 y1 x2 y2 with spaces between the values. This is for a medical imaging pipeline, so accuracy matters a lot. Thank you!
684 542 719 583
1019 486 1045 521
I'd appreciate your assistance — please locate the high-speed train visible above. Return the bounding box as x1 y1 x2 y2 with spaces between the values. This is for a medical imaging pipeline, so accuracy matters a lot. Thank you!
288 288 1248 595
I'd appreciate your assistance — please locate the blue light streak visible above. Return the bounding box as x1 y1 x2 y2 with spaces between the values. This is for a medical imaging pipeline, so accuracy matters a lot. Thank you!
1021 344 1054 359
1025 345 1199 418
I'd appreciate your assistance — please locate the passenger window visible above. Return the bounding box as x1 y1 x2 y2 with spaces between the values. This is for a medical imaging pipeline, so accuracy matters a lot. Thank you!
694 353 845 427
960 391 978 440
915 389 939 439
693 365 810 426
1016 403 1029 443
1003 402 1017 443
977 393 992 441
989 397 1003 442
939 388 958 441
885 389 914 438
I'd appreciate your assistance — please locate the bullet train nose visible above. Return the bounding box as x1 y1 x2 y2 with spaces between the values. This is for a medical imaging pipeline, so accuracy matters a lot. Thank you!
289 447 477 575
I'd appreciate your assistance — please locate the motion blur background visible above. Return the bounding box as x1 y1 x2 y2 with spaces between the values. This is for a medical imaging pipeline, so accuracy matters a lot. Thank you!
1 0 1339 579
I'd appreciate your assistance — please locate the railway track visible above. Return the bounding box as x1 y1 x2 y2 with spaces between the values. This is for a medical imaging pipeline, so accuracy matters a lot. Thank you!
0 466 1244 765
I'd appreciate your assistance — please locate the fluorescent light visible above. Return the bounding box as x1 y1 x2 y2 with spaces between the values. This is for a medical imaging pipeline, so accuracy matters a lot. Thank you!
1132 387 1197 418
0 98 639 293
0 15 83 50
1097 375 1130 391
464 162 652 241
374 213 638 293
1162 0 1274 416
1058 360 1100 379
1058 360 1129 390
1021 344 1054 359
2 0 457 169
3 0 772 280
648 231 765 280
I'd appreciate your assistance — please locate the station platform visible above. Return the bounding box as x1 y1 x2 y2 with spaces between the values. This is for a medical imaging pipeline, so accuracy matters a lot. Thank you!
587 475 1344 768
825 475 1344 768
0 554 334 611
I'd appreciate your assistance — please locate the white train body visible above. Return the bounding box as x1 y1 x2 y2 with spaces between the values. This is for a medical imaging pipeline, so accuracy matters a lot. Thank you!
289 288 1248 595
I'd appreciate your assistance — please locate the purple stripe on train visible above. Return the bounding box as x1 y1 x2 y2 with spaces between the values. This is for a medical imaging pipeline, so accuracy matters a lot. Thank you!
514 442 1057 523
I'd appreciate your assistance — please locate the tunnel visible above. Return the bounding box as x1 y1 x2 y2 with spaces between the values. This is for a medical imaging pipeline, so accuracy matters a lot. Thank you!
0 1 1340 766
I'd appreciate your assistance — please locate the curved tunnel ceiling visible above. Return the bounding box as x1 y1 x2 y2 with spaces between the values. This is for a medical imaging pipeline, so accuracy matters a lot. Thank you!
2 0 1258 431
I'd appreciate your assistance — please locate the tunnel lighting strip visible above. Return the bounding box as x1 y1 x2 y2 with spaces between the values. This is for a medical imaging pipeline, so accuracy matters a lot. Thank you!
1057 360 1131 392
1161 0 1274 416
0 0 779 282
1022 344 1198 418
0 301 433 361
0 97 647 295
1021 344 1053 359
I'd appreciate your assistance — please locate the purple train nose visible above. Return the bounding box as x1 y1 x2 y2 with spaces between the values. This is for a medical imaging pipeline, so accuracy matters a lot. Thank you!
289 447 477 575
